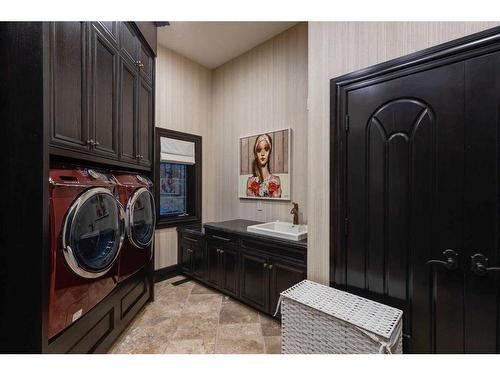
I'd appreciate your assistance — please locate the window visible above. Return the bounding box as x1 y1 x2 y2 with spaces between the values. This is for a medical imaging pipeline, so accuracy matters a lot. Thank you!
155 128 202 228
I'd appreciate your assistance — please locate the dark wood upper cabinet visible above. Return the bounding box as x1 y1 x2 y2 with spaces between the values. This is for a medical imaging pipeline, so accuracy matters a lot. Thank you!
48 21 156 171
48 22 89 150
138 79 153 167
119 23 139 63
119 57 138 164
98 21 118 45
139 44 153 83
89 23 119 158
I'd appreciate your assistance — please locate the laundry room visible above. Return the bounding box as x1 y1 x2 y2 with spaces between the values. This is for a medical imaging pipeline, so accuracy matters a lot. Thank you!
2 1 500 374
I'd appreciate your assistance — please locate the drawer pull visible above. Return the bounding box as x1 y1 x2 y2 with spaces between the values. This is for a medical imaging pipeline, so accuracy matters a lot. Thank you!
212 235 231 242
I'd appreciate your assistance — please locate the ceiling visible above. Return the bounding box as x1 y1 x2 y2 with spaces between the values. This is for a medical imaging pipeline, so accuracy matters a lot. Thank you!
157 22 298 69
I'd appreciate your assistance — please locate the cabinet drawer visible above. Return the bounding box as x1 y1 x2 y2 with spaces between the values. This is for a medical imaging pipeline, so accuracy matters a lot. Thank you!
206 231 239 248
240 238 306 265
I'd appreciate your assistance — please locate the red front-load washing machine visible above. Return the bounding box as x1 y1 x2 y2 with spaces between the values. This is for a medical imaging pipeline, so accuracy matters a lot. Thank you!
112 173 155 282
48 167 126 339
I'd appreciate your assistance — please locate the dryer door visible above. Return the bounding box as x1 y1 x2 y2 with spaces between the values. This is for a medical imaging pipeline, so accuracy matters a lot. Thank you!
62 187 125 278
127 187 155 248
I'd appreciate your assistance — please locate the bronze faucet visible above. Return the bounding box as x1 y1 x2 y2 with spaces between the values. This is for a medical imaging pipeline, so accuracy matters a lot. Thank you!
290 202 299 225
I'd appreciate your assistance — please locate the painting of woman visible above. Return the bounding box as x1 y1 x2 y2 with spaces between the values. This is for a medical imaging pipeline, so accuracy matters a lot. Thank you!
246 134 282 198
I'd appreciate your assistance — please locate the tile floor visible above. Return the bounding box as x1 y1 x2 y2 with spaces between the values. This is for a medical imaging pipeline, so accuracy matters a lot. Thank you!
108 275 282 354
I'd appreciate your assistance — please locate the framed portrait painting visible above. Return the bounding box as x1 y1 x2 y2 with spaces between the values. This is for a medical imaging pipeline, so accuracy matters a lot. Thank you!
238 128 291 200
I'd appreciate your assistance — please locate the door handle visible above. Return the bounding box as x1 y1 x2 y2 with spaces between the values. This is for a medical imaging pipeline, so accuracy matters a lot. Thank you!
426 249 459 270
471 253 500 276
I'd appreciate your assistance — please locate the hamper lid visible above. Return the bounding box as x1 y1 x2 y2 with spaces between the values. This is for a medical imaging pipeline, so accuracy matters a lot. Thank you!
279 280 403 340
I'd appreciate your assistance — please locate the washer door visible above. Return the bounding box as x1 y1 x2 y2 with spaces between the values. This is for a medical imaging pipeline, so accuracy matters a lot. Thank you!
62 187 125 278
127 187 155 248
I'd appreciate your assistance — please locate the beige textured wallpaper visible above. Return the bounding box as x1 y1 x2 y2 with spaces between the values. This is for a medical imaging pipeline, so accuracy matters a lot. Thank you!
307 22 500 285
154 45 214 270
212 23 308 223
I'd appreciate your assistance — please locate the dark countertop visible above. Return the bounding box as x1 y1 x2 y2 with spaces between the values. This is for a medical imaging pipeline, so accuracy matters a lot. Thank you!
203 219 307 249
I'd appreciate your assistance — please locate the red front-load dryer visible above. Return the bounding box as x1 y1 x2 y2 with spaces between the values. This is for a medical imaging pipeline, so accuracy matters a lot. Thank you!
112 173 155 282
48 167 125 339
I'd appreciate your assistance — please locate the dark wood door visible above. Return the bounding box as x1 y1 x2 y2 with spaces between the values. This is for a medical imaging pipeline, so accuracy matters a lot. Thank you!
138 79 153 167
119 57 138 164
89 23 118 158
463 51 500 353
269 261 306 316
206 241 220 287
48 22 89 150
239 252 269 311
340 62 466 353
219 247 239 297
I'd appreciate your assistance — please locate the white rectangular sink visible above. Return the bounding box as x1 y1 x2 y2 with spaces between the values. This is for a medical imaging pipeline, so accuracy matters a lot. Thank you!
247 221 307 241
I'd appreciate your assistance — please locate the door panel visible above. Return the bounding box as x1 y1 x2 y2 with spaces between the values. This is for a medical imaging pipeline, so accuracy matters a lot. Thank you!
49 22 89 150
90 24 118 158
464 51 500 353
240 252 269 311
119 57 138 163
344 62 465 353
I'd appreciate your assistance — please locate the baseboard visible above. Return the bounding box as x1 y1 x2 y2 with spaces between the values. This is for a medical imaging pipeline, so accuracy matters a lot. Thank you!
154 264 180 283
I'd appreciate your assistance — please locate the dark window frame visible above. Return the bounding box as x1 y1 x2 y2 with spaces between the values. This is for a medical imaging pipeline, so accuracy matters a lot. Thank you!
154 128 202 229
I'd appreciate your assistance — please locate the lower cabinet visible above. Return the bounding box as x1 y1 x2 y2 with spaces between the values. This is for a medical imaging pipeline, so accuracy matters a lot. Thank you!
240 252 270 312
179 235 205 279
206 239 239 298
177 226 307 317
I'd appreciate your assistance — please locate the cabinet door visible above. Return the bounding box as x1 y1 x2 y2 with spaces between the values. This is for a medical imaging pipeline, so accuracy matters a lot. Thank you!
269 261 306 315
119 57 138 164
240 252 269 312
179 241 193 274
192 243 205 279
119 22 138 63
138 78 153 167
89 23 119 158
220 247 239 297
206 242 220 287
139 44 153 83
48 22 89 150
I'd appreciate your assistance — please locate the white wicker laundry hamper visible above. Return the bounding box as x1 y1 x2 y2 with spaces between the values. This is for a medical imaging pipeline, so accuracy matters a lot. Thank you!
276 280 403 354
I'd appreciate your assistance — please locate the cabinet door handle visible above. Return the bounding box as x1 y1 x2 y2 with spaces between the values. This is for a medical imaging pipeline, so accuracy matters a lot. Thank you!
264 263 268 269
219 249 225 255
87 139 95 146
187 248 193 254
216 249 221 254
471 253 500 276
94 140 100 146
268 264 273 270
